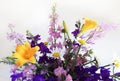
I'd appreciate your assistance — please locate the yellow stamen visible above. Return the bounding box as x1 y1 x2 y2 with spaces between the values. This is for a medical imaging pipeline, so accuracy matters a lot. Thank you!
52 52 60 58
78 39 86 45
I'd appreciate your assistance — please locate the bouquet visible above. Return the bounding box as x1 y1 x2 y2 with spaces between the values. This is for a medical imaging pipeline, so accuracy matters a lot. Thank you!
1 5 120 81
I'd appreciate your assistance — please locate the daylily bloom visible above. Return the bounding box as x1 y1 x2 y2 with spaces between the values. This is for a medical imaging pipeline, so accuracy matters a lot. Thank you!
12 42 39 66
80 18 97 33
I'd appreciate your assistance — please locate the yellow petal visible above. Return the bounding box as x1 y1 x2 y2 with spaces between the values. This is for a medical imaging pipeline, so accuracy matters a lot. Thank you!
15 57 27 66
12 41 39 66
28 57 36 63
114 59 120 68
80 18 97 33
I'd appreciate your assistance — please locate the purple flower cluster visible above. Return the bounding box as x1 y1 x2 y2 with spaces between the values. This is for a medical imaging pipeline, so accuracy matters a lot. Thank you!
75 66 113 81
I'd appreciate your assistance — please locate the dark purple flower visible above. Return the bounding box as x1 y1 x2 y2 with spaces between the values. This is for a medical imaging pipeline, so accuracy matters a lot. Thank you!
100 67 113 81
38 42 51 53
72 29 80 37
73 41 80 46
39 54 57 64
11 73 23 81
27 34 41 47
48 76 56 81
89 66 98 74
115 72 120 77
33 74 45 81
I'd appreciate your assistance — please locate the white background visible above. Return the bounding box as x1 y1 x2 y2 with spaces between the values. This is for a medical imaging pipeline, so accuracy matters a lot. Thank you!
0 0 120 80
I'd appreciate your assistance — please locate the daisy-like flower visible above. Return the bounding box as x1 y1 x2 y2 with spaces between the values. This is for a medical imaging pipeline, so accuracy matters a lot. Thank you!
114 59 120 68
113 54 120 68
12 42 39 66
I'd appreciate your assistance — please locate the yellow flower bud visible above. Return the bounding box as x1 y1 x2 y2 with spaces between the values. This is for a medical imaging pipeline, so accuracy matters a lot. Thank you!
44 42 48 45
63 21 68 34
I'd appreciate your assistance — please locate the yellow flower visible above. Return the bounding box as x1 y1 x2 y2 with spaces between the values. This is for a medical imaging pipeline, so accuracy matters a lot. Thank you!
44 42 48 45
63 20 68 34
80 18 98 33
12 42 39 66
78 39 86 45
52 52 60 58
114 59 120 68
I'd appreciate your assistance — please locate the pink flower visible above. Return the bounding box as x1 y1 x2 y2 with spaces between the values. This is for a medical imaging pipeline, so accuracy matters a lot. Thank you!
54 66 67 77
57 25 63 31
65 74 73 81
56 42 63 49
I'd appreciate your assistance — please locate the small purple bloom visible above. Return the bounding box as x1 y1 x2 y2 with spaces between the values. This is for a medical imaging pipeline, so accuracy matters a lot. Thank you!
11 72 23 81
72 29 80 37
33 74 45 81
54 66 67 77
38 42 51 53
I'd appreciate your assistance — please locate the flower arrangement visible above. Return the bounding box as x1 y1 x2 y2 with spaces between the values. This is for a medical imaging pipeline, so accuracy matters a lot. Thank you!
1 5 120 81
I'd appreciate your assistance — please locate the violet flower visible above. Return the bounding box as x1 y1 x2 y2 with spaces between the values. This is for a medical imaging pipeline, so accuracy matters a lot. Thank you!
54 66 67 77
72 29 80 37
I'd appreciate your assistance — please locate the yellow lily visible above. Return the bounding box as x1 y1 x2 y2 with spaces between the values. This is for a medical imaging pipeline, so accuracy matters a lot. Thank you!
12 42 39 66
80 18 98 34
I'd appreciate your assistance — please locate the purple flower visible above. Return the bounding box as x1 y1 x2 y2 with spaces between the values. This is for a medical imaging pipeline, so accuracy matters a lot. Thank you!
7 32 16 40
38 42 51 53
22 64 36 79
115 72 120 77
100 67 113 81
11 72 23 81
65 74 73 81
7 32 24 44
38 54 57 64
56 42 63 49
54 66 67 77
48 76 56 81
8 23 15 30
27 34 41 47
10 65 18 73
72 29 80 37
33 74 45 81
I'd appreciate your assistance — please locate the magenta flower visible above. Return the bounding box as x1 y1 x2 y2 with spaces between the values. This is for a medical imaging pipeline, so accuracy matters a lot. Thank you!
54 66 67 77
65 74 73 81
